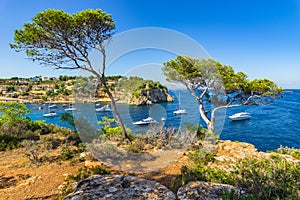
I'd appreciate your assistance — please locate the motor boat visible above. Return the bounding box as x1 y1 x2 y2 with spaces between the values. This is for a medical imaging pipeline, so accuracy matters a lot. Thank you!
229 112 251 121
95 104 112 112
174 109 187 115
43 110 58 117
48 104 57 109
65 104 77 111
133 117 158 125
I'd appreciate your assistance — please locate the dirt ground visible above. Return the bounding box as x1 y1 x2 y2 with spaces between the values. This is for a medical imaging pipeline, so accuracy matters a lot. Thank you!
0 141 259 200
0 148 192 200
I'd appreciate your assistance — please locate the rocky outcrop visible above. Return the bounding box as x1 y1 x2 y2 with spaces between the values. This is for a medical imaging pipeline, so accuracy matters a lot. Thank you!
129 88 174 106
177 181 241 200
64 175 176 200
64 174 241 200
113 87 174 106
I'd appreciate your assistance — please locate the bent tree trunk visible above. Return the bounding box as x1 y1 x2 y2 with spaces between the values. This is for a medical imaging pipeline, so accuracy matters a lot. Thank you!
198 101 214 133
101 79 130 141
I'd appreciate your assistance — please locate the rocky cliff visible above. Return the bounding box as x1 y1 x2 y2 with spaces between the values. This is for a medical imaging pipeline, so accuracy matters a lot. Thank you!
128 88 174 105
113 78 174 105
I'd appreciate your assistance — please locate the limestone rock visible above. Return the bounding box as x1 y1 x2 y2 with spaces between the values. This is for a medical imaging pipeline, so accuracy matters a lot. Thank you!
64 175 176 200
177 181 240 200
126 88 174 105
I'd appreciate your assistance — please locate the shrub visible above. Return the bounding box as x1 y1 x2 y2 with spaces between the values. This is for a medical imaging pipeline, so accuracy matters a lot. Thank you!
274 145 300 159
187 149 216 165
60 145 76 161
126 138 146 153
233 155 300 199
21 140 43 165
177 154 300 199
40 135 62 150
0 134 22 151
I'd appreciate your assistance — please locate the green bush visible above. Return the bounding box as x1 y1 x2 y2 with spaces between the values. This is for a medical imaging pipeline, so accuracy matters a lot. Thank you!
60 145 76 161
233 155 300 199
187 149 216 164
126 138 146 153
99 117 133 141
178 154 300 199
0 134 22 151
274 145 300 159
40 135 62 150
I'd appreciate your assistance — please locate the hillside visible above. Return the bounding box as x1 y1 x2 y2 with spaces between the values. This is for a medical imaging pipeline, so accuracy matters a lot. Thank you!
0 76 173 105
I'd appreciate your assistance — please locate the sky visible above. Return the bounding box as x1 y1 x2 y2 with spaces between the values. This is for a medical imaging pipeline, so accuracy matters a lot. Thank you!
0 0 300 88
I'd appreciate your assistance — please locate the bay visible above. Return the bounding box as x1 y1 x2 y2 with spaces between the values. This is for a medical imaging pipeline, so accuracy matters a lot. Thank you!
26 89 300 151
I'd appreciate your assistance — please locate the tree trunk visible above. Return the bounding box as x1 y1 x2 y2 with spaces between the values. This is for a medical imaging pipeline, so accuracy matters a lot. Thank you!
103 84 130 141
208 113 215 133
198 100 213 132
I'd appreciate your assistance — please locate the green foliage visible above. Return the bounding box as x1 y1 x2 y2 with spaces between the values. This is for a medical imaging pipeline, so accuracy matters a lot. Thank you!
0 102 30 124
6 85 15 92
60 145 75 161
163 56 282 96
272 145 300 159
40 135 62 150
178 154 300 199
116 76 168 99
187 149 216 165
60 112 75 127
60 165 110 199
0 134 22 151
98 117 133 141
11 9 115 68
233 155 300 199
126 137 146 153
184 122 209 140
60 143 86 162
248 78 283 95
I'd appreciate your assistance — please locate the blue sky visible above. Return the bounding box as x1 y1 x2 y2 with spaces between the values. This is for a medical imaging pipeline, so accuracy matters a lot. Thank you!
0 0 300 88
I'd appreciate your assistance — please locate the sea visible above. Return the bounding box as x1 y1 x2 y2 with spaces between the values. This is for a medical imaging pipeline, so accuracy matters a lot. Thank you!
26 89 300 152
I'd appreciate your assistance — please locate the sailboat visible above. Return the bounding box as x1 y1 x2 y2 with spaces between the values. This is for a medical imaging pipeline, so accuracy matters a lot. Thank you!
173 93 187 115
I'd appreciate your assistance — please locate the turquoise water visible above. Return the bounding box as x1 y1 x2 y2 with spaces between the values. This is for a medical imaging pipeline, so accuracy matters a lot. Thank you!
26 89 300 151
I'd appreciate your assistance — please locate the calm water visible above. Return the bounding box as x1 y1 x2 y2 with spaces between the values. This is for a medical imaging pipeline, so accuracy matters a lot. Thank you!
26 89 300 151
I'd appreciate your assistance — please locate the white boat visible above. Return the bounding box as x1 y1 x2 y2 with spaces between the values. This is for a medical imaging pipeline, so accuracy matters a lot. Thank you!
229 112 251 121
173 93 187 115
65 104 77 111
43 110 58 117
174 109 187 115
48 104 57 109
161 117 166 122
95 104 112 112
65 107 77 111
133 117 158 125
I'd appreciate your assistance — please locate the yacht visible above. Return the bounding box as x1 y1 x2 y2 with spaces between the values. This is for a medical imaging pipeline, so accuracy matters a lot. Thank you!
43 110 58 117
133 117 158 125
48 104 57 109
174 109 187 115
65 104 77 111
95 104 112 112
229 112 251 121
